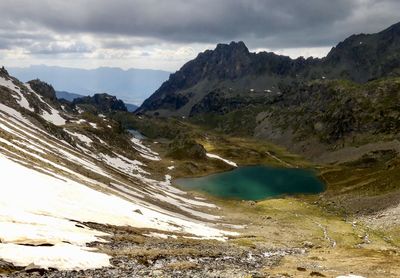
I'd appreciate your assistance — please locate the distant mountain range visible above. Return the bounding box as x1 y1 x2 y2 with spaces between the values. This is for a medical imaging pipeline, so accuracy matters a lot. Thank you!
9 65 170 106
56 91 84 102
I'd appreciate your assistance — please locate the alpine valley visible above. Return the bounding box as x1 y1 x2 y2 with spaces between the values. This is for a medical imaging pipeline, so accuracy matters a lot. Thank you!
1 22 400 278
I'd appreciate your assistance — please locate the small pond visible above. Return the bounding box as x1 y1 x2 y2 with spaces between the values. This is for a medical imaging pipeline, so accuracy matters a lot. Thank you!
176 165 324 201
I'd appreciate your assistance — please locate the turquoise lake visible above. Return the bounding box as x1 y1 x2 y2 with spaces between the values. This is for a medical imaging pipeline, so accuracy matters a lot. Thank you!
176 165 325 201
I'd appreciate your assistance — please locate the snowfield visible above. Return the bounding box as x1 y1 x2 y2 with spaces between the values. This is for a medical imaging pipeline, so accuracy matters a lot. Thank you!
0 154 232 270
0 76 236 270
0 155 231 270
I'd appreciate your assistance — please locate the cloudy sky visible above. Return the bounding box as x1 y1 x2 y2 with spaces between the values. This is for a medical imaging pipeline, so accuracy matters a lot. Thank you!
0 0 399 71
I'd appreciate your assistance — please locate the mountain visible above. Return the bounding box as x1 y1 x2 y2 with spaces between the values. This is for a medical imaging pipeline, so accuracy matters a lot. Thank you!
56 90 85 102
137 22 400 161
8 65 170 105
138 22 400 117
138 41 315 116
73 93 128 113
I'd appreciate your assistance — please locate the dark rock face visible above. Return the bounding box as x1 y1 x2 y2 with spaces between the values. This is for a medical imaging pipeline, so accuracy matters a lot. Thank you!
0 66 9 77
139 22 400 116
28 79 57 101
141 92 190 111
189 89 271 116
73 93 127 113
322 22 400 82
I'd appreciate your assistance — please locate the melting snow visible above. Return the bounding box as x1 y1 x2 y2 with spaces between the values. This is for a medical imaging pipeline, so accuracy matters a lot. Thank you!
0 244 111 271
145 232 177 239
24 83 66 126
64 130 93 146
0 77 33 112
131 137 161 161
206 153 237 167
76 106 84 114
0 154 233 270
41 108 66 126
99 153 149 175
75 119 87 124
0 104 35 127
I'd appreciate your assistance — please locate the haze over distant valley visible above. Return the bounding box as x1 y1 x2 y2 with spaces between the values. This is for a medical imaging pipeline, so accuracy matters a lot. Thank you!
9 65 170 105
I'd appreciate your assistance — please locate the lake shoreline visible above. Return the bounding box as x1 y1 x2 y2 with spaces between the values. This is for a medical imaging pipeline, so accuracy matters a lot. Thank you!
175 165 325 201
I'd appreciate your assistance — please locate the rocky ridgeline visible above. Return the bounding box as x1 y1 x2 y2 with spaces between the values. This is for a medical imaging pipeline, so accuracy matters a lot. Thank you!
138 21 400 116
73 93 128 113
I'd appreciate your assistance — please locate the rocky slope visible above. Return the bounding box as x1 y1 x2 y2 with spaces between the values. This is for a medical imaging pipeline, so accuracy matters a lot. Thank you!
321 21 400 82
0 68 239 272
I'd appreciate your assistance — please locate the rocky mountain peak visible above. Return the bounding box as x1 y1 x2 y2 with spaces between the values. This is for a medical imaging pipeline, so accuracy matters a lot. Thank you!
28 79 57 101
214 41 249 55
73 93 127 113
0 66 9 77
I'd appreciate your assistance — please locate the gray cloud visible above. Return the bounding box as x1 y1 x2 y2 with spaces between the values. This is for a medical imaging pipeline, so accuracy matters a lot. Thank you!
0 31 52 49
29 42 93 55
0 0 399 54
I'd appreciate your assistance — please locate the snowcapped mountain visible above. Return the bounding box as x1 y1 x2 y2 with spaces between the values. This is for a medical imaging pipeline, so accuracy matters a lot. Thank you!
0 67 234 270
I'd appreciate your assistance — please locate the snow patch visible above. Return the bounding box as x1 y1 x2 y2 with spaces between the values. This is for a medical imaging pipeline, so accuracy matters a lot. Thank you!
206 153 237 167
89 122 98 129
99 153 149 175
145 232 177 239
41 108 66 126
0 154 233 270
131 137 160 161
64 130 93 146
25 83 66 125
0 244 111 271
0 77 33 112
